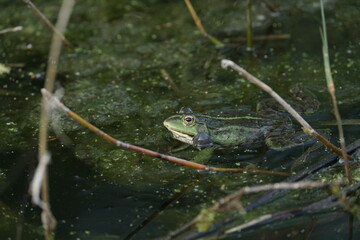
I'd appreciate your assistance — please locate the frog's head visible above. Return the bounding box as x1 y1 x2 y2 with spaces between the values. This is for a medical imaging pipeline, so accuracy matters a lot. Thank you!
163 107 202 145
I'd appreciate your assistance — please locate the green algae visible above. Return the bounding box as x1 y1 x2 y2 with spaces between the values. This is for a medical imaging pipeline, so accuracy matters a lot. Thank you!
0 0 359 239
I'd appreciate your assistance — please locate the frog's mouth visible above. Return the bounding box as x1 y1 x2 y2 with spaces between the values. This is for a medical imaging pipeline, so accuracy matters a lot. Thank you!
166 129 194 145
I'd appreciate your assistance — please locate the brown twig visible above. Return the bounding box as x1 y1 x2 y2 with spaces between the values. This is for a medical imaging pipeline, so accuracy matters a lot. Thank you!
221 59 352 161
41 88 290 177
22 0 73 48
183 0 224 47
319 0 352 184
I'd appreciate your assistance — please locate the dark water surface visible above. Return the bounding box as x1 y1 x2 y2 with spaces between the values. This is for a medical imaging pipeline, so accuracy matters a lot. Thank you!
1 0 359 239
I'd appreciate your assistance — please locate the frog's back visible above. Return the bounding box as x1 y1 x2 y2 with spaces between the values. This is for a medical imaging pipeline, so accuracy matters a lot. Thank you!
197 114 278 148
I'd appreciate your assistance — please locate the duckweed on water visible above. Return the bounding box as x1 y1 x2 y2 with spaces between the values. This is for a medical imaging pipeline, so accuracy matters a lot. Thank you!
0 0 359 239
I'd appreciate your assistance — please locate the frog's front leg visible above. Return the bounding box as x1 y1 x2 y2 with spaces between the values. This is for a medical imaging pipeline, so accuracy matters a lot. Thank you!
193 125 214 149
193 132 214 149
191 125 215 163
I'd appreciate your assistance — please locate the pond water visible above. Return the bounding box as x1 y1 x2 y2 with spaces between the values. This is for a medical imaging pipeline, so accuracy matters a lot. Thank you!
0 0 359 239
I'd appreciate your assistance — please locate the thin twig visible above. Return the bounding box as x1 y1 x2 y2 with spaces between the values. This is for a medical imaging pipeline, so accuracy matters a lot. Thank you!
229 34 291 42
31 0 75 239
226 214 272 234
183 0 224 47
160 68 181 94
319 0 352 184
190 142 360 239
41 89 290 177
243 139 360 215
124 178 199 240
221 59 352 160
0 26 23 35
22 0 73 48
220 181 357 237
162 181 334 238
184 0 206 35
217 181 329 214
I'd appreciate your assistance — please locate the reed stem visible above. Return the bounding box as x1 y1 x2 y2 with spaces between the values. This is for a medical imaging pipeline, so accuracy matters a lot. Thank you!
320 0 352 184
31 1 75 238
183 0 224 47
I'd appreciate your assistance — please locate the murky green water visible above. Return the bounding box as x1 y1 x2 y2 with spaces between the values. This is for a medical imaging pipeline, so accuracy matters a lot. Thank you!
1 0 360 239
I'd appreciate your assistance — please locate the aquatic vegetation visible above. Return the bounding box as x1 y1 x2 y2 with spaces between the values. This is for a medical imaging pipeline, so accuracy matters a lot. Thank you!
0 0 359 239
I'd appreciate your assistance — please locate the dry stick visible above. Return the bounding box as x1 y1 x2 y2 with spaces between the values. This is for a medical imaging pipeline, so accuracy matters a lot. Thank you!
22 0 72 48
32 0 75 239
218 181 328 214
221 59 352 161
224 181 358 237
319 0 352 184
41 89 290 177
183 0 224 47
0 26 23 35
163 181 331 239
222 181 332 233
165 137 359 236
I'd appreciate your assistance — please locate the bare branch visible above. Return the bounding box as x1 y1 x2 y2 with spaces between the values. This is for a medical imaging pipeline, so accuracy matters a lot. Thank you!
0 26 23 35
221 59 352 160
22 0 73 48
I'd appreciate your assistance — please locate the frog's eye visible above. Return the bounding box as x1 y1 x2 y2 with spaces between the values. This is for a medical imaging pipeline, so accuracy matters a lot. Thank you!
183 115 195 125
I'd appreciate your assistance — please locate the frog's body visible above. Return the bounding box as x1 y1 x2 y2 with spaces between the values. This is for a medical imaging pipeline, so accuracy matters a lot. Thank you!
163 107 296 150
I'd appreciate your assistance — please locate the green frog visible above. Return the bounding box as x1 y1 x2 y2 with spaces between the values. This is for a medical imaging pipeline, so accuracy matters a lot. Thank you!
163 107 308 152
163 83 326 168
